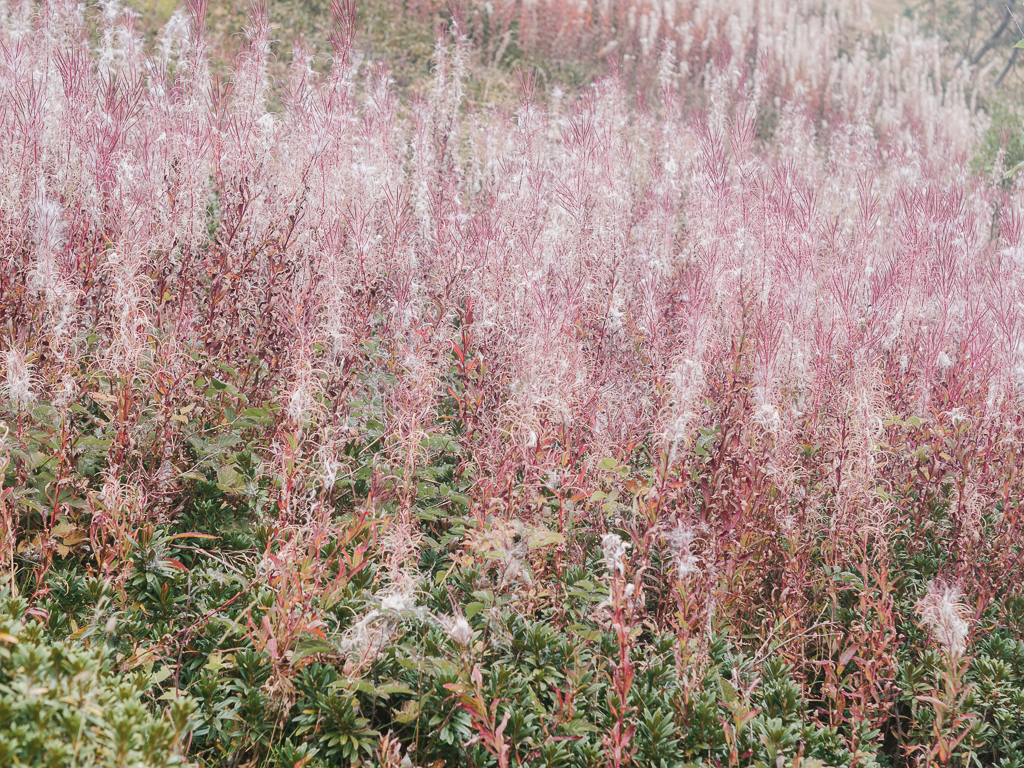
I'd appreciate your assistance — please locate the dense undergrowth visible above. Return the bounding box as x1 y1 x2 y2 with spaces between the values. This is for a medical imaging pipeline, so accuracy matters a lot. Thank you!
11 398 1024 768
2 0 1024 766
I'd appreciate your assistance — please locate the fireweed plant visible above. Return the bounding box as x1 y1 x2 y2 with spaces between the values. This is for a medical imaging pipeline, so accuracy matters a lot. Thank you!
1 0 1024 765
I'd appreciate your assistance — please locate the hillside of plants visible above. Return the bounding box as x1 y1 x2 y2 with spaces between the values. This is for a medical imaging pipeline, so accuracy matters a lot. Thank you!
2 0 1024 766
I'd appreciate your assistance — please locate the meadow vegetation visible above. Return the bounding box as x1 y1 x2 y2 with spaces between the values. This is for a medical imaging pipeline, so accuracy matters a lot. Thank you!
2 0 1024 766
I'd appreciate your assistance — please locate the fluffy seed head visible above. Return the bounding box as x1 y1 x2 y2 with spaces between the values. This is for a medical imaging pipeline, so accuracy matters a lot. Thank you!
441 614 474 647
664 520 698 579
2 349 34 409
601 533 630 577
917 580 970 657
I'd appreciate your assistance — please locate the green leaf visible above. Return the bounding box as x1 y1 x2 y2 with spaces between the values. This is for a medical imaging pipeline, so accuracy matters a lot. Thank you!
719 677 737 703
375 682 415 697
242 407 272 423
293 642 335 662
528 529 565 550
394 699 421 723
216 465 243 492
203 653 232 672
1004 159 1024 179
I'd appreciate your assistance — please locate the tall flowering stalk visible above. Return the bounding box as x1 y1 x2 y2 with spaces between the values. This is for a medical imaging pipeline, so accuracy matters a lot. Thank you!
916 580 977 766
599 533 641 767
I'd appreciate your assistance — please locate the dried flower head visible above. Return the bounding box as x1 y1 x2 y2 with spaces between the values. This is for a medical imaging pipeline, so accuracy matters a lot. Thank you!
917 580 971 657
752 401 782 434
342 583 423 667
439 614 474 647
664 520 698 579
600 533 630 577
2 348 34 409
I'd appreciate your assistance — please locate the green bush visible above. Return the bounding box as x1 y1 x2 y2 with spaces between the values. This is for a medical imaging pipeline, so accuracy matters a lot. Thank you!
0 588 194 768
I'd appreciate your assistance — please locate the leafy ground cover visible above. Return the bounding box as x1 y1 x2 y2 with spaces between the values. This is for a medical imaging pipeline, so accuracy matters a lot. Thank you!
2 0 1024 766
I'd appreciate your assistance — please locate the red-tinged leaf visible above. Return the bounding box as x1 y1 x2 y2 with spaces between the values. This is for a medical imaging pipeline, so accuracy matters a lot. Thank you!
916 695 948 711
736 708 763 728
163 559 189 572
949 717 979 749
450 340 466 365
839 643 859 667
495 710 511 738
166 532 219 541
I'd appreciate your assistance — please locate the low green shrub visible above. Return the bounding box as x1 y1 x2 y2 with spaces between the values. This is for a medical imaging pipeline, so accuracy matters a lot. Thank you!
0 588 194 768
